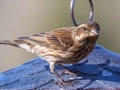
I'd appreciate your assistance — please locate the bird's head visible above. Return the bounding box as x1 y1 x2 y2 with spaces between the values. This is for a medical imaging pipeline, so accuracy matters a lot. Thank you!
73 21 100 45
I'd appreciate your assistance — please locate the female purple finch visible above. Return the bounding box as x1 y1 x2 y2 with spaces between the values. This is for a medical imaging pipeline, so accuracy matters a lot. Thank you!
0 21 100 85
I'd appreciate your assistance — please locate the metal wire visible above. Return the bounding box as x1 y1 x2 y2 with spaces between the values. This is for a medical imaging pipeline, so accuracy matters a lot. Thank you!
70 0 94 26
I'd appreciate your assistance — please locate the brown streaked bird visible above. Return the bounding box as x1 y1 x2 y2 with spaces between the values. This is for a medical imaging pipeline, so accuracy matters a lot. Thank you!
0 21 100 85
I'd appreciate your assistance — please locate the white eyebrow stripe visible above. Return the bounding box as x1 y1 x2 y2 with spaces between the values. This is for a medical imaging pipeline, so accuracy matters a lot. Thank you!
79 24 87 27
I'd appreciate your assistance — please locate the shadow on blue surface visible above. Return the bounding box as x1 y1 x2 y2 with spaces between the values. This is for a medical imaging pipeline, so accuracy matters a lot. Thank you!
45 59 120 82
0 45 120 89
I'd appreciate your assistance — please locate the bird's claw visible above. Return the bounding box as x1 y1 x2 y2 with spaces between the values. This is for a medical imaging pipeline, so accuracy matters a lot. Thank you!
55 80 75 85
61 70 77 76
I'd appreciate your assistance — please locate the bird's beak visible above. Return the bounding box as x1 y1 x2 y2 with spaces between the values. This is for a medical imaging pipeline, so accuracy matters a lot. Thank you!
91 29 99 35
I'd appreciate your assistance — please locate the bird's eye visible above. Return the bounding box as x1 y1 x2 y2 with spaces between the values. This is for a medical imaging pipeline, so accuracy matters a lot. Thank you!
83 27 87 31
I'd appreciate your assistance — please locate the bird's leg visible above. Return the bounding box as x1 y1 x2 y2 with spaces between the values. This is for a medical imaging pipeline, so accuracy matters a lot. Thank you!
50 62 75 85
58 64 77 76
49 62 65 84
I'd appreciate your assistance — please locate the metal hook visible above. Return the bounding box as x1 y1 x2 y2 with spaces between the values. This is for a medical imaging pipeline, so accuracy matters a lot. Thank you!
70 0 94 26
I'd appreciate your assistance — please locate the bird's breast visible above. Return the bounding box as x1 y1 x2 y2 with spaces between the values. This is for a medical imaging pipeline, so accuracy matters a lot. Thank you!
55 42 95 64
70 42 95 63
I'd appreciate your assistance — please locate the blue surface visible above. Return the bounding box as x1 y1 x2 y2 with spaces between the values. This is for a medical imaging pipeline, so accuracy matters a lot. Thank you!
0 45 120 89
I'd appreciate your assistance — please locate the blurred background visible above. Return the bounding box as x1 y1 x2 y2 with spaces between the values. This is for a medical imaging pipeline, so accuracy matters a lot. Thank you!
0 0 120 73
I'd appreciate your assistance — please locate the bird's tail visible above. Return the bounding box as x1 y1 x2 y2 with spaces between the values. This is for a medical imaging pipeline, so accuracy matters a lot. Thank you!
0 38 39 54
0 40 21 47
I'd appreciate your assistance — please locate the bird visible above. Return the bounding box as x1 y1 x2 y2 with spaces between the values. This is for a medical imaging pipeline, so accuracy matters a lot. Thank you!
0 21 100 85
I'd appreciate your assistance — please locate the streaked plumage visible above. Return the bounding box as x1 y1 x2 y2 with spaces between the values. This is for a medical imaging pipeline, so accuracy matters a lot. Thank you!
0 21 100 85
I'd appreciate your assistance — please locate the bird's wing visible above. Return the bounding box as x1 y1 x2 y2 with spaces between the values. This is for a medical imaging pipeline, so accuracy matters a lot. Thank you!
46 27 75 50
18 27 75 50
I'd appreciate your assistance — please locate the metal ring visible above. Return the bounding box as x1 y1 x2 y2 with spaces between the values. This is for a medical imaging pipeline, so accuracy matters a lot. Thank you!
70 0 94 26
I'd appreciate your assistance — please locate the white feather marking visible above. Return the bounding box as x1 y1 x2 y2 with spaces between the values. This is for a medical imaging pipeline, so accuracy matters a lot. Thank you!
18 44 30 50
30 48 35 53
18 44 39 54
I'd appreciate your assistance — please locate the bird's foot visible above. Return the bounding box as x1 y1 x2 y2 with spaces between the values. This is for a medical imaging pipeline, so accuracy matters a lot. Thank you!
61 69 83 76
55 80 75 85
61 69 77 76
